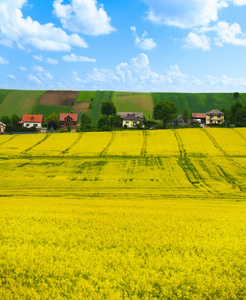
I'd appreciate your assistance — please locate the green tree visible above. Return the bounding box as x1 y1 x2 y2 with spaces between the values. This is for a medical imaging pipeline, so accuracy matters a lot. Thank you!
182 108 190 125
46 113 60 127
1 116 11 126
97 115 111 130
80 113 92 131
11 114 19 127
153 101 177 128
234 92 240 101
101 101 116 117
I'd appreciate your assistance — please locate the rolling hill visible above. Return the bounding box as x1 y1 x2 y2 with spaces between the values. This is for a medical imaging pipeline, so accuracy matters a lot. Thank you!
0 89 246 125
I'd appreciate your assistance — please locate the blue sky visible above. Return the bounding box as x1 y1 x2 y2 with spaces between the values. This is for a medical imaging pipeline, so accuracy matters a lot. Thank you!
1 0 246 92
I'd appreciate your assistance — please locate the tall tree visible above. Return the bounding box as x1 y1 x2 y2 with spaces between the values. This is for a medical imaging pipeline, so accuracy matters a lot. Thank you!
182 108 190 124
153 101 177 128
80 113 92 131
101 101 116 116
11 114 19 127
233 92 240 101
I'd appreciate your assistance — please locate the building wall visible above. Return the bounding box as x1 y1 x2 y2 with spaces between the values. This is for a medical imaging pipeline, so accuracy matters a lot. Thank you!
206 115 224 124
123 120 139 128
0 125 5 133
23 122 42 128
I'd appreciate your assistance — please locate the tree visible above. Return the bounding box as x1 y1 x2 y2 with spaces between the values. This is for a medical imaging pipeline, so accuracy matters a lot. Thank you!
0 116 11 126
48 120 58 131
80 113 92 131
97 115 111 130
234 92 240 101
11 114 19 127
182 109 190 125
153 101 177 128
101 101 116 117
46 113 60 127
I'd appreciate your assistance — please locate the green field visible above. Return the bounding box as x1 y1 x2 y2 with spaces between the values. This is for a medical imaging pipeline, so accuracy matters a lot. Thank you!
76 91 96 102
33 104 71 121
89 91 113 126
0 129 246 298
0 90 45 117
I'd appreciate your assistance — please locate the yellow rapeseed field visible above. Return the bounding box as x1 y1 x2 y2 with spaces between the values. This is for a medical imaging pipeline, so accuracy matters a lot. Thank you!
0 129 246 299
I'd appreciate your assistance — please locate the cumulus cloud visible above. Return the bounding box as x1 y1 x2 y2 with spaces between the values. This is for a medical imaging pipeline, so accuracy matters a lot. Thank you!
0 0 87 51
33 55 59 64
20 66 27 71
53 0 116 36
0 56 9 64
27 74 41 84
62 53 96 62
141 0 224 28
72 70 82 82
33 66 53 80
130 26 157 50
184 32 211 51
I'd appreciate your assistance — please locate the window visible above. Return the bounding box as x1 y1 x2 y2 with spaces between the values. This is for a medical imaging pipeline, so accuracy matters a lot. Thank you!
34 124 37 128
218 114 221 118
26 124 29 127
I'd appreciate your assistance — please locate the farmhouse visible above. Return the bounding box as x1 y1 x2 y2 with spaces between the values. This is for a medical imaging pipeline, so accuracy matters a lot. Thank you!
118 112 143 128
191 113 206 124
22 114 43 128
206 109 225 125
0 122 6 133
171 114 191 125
60 113 78 128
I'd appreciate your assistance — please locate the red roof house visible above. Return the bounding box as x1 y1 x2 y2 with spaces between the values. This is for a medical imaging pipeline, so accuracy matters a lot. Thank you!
22 114 43 128
60 113 78 128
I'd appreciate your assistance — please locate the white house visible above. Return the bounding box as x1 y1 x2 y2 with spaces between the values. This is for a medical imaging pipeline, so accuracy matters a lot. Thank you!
22 114 43 128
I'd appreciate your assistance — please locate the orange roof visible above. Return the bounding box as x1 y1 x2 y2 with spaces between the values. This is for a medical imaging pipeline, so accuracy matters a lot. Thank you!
22 114 43 123
60 113 78 122
192 113 206 119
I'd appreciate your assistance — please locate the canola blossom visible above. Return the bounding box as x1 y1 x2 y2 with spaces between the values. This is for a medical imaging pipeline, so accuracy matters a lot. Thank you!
0 129 246 299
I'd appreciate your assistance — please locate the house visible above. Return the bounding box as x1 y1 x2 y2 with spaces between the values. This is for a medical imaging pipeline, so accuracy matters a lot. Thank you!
0 122 6 134
191 113 206 124
22 114 43 128
170 114 191 126
122 113 141 128
60 113 78 128
118 112 143 128
206 109 225 125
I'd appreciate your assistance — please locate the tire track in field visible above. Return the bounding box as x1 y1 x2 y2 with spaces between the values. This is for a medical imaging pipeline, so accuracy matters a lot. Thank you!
173 129 216 194
140 131 148 156
200 128 245 192
100 131 116 156
21 134 51 154
0 135 16 146
61 133 84 155
233 128 246 141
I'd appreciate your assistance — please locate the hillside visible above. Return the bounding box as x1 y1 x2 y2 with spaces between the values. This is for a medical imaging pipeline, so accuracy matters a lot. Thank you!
1 89 246 124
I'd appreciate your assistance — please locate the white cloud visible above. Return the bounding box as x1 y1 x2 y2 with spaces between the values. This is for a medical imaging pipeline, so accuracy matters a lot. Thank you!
62 53 96 62
141 0 224 28
53 0 116 36
0 56 9 64
130 26 157 50
0 0 87 51
33 55 59 64
27 74 41 84
33 66 53 80
7 75 16 79
20 66 27 71
184 32 211 51
72 70 82 82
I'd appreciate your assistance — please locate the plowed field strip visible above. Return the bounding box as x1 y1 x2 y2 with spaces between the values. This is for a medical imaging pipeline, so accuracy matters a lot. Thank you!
100 132 116 156
61 133 84 155
21 134 50 154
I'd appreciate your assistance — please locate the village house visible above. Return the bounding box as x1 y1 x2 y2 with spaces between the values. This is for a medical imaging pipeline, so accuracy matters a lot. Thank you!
0 121 6 134
170 114 191 126
206 109 225 125
118 112 143 128
191 113 206 124
22 114 43 128
60 113 78 128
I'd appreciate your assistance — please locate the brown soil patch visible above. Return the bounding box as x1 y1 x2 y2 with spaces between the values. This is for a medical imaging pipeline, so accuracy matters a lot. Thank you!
72 102 90 113
39 91 79 107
